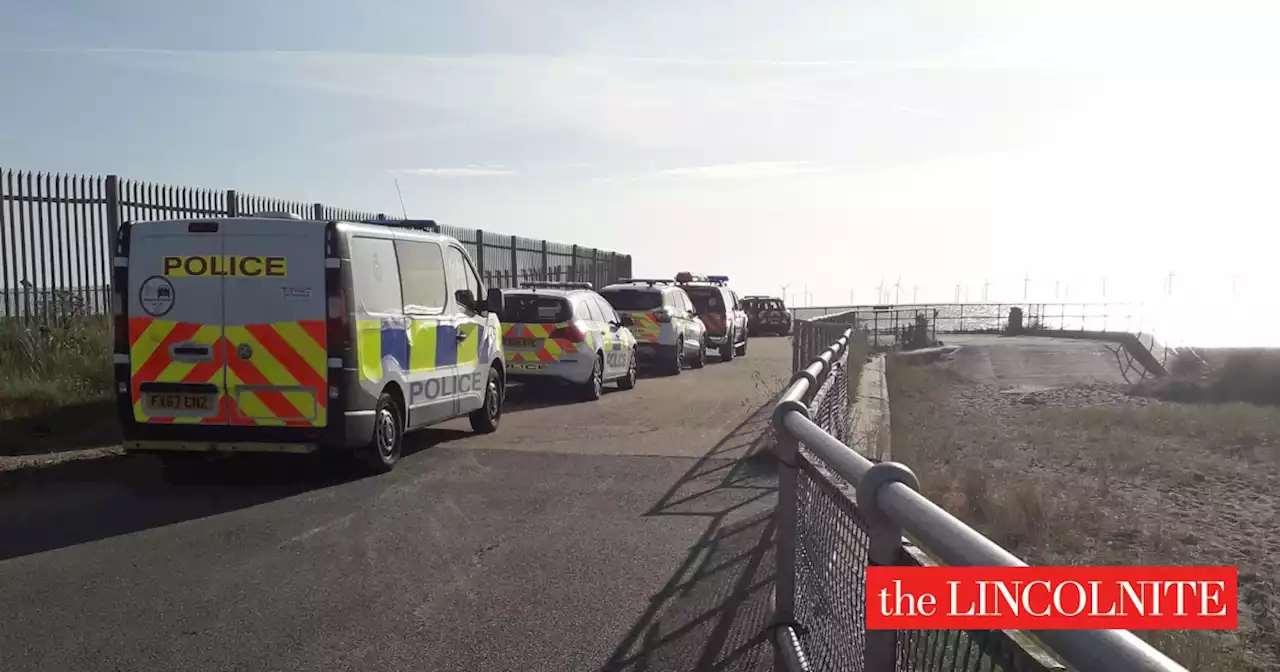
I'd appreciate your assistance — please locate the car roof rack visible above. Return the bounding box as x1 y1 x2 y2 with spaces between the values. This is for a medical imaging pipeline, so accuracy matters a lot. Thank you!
520 281 594 290
362 218 441 233
617 278 673 287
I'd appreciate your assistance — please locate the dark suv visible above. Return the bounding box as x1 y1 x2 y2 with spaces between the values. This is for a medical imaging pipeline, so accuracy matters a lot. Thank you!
742 295 792 336
674 272 749 361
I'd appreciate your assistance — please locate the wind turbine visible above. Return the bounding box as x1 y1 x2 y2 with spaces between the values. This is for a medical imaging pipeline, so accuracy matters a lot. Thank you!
779 283 791 302
981 277 992 303
893 273 903 304
1023 272 1031 301
912 284 920 303
875 277 885 304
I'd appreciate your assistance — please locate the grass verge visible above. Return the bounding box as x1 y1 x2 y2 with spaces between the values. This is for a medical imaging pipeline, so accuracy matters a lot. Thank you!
0 316 118 456
888 357 1278 672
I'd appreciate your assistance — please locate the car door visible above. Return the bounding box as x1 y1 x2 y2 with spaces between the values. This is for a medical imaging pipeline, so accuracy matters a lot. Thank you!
595 296 627 377
674 289 702 355
444 244 488 416
393 237 456 427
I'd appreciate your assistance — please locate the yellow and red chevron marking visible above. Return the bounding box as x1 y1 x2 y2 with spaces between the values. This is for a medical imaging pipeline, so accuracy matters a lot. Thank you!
700 311 726 336
224 320 328 427
625 312 662 343
128 318 327 427
501 321 582 362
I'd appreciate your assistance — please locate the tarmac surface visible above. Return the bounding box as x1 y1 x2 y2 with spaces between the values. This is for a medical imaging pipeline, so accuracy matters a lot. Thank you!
943 334 1130 388
0 338 793 672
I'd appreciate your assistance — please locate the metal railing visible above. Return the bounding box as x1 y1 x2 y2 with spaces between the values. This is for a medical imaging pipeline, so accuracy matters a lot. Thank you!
0 168 632 321
769 319 1189 672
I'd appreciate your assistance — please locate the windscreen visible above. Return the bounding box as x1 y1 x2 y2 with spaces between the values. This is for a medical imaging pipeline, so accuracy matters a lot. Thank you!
504 294 570 323
600 288 663 311
683 286 724 313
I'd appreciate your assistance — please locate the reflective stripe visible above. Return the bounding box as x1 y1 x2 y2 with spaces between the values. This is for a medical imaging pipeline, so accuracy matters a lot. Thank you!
626 312 662 343
501 321 584 362
408 320 439 372
223 320 328 428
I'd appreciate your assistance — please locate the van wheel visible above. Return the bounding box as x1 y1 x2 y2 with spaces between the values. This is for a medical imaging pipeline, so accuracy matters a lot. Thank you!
469 367 503 433
690 340 706 369
736 334 748 356
617 353 638 390
666 340 684 376
719 337 736 361
358 392 403 474
580 354 605 401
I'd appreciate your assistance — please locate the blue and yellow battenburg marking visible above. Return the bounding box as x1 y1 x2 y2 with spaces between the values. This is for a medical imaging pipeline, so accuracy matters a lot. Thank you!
357 317 496 381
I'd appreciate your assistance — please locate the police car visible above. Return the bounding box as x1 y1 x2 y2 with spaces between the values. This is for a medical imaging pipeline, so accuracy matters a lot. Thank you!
674 272 749 361
112 213 506 477
599 278 707 375
497 281 638 399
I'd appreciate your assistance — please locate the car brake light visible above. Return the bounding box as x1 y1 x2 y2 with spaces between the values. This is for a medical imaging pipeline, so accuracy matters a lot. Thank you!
548 323 587 342
653 309 672 323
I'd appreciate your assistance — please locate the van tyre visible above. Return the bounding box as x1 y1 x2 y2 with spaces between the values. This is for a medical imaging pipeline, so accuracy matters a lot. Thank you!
719 337 736 362
736 334 748 357
358 391 403 474
581 354 605 401
690 340 706 369
666 340 684 376
617 353 638 390
469 366 503 433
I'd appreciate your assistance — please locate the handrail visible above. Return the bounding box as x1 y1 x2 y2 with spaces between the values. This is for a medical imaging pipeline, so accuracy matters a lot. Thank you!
771 320 1190 672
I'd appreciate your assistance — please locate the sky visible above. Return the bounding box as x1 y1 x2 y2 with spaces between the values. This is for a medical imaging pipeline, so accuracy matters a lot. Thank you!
2 0 1280 307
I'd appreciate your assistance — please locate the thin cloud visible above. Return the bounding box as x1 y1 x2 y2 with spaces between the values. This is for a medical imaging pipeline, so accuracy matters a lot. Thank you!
397 166 514 177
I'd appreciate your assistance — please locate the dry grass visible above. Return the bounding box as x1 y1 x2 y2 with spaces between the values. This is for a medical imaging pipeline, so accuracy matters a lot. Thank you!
1136 348 1280 405
888 358 1280 672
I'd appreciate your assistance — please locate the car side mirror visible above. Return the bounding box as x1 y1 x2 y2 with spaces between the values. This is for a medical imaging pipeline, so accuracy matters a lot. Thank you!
455 289 480 313
486 287 504 318
618 313 635 327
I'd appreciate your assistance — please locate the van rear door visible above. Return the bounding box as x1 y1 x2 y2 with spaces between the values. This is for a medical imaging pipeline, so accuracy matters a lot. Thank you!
127 220 228 425
219 217 329 428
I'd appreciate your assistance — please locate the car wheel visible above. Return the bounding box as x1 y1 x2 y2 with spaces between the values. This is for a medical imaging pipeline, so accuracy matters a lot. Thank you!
357 391 403 474
617 353 638 390
667 339 684 376
469 366 503 433
580 354 605 400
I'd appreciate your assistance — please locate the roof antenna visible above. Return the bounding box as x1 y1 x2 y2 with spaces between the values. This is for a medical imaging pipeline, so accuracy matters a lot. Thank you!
393 178 409 219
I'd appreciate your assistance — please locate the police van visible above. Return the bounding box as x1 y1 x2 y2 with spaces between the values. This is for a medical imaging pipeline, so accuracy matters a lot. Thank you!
499 281 638 399
112 213 506 476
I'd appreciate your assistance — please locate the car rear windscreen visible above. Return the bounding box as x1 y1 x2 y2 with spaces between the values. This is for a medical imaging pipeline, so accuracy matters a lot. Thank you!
683 286 724 313
504 294 570 323
600 288 663 311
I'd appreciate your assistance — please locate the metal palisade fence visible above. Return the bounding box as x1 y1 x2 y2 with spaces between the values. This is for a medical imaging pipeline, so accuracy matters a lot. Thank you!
771 319 1190 672
0 169 632 321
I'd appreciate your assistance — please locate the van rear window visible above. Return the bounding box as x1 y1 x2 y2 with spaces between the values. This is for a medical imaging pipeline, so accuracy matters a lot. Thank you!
505 294 570 323
683 286 724 314
600 288 663 311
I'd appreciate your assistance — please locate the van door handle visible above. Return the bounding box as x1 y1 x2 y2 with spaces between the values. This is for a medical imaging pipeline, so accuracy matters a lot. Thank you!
170 342 213 362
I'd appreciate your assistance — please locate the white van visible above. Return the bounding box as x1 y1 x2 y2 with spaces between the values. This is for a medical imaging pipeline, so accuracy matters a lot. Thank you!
112 213 506 476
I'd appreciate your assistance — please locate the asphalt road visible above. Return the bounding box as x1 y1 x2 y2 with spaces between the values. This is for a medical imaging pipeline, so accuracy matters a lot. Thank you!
0 337 792 672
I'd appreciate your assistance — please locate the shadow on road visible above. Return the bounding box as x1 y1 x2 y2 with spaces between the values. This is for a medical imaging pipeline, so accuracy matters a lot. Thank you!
503 382 632 413
602 399 779 672
0 399 121 456
0 427 469 562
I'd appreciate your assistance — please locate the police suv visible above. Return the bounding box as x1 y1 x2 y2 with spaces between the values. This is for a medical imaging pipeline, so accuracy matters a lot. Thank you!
674 272 749 361
599 278 707 375
497 281 638 399
113 213 506 477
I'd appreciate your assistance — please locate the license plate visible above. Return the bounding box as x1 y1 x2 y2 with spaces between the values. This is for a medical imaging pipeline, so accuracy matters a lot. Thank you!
504 337 541 349
147 393 215 412
511 362 546 371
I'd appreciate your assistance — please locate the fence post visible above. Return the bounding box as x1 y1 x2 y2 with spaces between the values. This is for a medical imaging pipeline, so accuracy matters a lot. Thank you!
592 248 599 288
104 175 122 323
475 229 485 279
856 462 922 672
312 203 324 220
510 235 519 287
226 189 238 217
540 240 549 281
569 245 579 281
769 399 805 672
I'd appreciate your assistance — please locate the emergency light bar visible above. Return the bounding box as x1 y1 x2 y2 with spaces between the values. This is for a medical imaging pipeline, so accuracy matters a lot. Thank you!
521 281 594 290
619 278 674 286
674 272 730 285
363 218 441 233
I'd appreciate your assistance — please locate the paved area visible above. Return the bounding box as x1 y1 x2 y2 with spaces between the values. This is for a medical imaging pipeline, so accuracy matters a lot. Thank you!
0 338 792 672
942 334 1129 388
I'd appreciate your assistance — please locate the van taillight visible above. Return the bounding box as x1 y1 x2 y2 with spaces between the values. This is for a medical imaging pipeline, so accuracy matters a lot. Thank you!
112 286 128 352
327 287 350 349
548 323 587 342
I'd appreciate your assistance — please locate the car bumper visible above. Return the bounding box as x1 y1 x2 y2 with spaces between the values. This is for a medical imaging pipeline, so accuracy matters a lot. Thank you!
634 341 678 363
504 356 595 384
